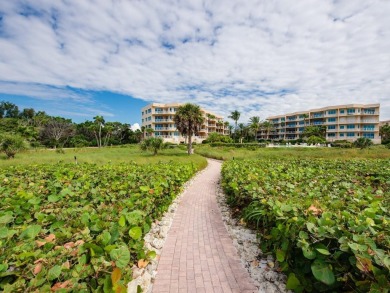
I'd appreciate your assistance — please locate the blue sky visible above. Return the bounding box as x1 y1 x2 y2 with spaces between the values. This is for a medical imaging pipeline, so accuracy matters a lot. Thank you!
0 0 390 126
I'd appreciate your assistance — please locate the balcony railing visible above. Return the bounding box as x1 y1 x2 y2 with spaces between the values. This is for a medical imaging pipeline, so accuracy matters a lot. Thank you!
154 118 173 122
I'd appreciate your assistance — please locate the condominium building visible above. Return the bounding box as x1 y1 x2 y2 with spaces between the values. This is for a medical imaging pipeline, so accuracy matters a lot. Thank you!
141 103 229 143
258 104 381 144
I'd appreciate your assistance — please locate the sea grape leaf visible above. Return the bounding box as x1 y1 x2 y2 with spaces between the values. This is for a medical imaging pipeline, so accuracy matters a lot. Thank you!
0 227 8 238
118 215 126 227
111 267 121 284
311 259 335 285
110 246 130 269
0 213 13 225
302 247 317 260
101 231 111 246
316 248 331 255
276 249 286 262
129 227 142 240
47 265 62 281
19 225 42 239
286 273 301 289
147 250 156 260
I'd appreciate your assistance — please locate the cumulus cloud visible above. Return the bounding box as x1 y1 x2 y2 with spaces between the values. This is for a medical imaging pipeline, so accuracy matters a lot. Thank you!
0 0 389 122
131 123 140 131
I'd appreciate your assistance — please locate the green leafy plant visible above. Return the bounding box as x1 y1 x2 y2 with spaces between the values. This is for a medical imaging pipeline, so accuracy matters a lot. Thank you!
0 134 28 158
140 137 167 155
222 159 390 292
0 161 198 291
354 137 373 149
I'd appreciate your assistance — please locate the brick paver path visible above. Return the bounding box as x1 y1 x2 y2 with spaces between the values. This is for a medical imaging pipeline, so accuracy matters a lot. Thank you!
152 159 257 293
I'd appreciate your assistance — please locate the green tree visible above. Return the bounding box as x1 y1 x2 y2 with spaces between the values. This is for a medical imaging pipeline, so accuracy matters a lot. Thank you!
303 125 326 138
93 115 105 148
379 123 390 144
0 101 19 118
146 128 154 137
353 137 373 149
261 121 275 140
140 137 167 155
174 103 204 155
249 116 261 141
228 110 240 142
307 135 326 145
0 134 28 158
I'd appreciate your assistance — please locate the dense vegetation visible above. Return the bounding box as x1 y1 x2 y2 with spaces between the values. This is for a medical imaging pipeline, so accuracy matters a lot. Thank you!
195 144 390 160
222 159 389 292
0 101 143 150
0 161 200 292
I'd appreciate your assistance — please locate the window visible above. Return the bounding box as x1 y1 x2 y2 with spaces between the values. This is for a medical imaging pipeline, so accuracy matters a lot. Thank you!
363 133 374 138
340 109 345 114
363 124 375 131
142 119 144 123
141 111 144 115
148 116 151 121
328 118 336 122
147 109 152 113
347 124 355 129
328 110 336 115
340 133 344 137
299 121 304 125
340 125 345 129
347 108 356 114
328 125 336 130
347 133 355 137
327 133 336 137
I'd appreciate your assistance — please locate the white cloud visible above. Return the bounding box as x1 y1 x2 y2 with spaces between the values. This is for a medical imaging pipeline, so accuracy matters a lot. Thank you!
0 0 389 123
131 123 141 131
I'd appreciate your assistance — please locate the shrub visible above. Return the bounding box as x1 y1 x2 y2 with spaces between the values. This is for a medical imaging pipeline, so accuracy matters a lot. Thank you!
209 143 266 148
140 137 167 155
0 134 28 158
306 135 326 145
203 133 233 144
353 137 373 149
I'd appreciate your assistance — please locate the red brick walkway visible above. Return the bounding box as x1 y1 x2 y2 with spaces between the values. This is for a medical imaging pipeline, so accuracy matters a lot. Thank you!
152 160 257 293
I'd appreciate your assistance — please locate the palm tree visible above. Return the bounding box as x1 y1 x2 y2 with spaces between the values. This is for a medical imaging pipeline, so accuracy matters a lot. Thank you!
146 128 154 137
228 110 240 142
174 103 204 155
249 116 261 141
224 121 230 135
237 123 246 143
141 126 146 140
262 121 275 140
93 115 105 148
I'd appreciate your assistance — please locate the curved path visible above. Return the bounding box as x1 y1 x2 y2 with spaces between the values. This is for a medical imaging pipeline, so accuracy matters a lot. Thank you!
152 160 257 293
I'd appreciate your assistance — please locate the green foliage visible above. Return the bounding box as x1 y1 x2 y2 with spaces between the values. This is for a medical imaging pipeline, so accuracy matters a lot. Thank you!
331 140 353 148
306 135 326 145
303 125 326 138
0 134 28 158
203 133 233 144
354 137 373 149
174 103 204 155
222 159 390 292
209 143 266 149
0 161 198 291
140 137 167 155
380 123 390 145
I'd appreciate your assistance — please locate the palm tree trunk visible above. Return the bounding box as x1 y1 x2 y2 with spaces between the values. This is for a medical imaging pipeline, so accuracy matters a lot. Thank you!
187 134 192 155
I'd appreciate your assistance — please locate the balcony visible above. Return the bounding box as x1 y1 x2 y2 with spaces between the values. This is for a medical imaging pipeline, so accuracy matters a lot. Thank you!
154 118 172 122
155 127 176 131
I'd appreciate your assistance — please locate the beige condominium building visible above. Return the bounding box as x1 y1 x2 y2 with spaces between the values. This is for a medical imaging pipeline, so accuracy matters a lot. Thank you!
141 103 229 143
258 104 381 144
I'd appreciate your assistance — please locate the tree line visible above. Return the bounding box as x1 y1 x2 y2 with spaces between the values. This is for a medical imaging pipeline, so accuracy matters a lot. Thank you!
0 101 143 152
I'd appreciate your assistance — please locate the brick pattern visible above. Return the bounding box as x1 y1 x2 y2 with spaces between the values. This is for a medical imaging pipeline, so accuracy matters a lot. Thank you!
152 160 257 293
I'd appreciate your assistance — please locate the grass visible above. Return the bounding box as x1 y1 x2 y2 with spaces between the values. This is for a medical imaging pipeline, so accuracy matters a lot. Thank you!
0 145 208 169
195 144 390 160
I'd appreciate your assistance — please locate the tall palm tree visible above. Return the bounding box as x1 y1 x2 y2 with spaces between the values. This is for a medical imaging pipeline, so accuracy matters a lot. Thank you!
262 121 275 140
141 126 146 140
146 128 154 137
174 103 204 155
93 115 105 148
228 110 240 142
302 113 309 126
224 121 230 135
249 116 261 141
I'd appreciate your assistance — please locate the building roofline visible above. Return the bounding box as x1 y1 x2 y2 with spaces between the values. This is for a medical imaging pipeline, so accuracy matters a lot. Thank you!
267 103 380 119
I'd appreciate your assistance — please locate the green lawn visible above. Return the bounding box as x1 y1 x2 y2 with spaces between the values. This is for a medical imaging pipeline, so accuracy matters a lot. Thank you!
195 144 390 160
0 145 207 169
